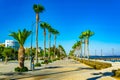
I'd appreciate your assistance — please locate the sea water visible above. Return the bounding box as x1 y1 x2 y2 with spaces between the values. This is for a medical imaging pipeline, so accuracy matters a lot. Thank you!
89 56 120 62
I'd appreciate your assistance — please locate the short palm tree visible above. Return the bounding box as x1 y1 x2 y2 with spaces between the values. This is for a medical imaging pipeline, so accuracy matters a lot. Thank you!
40 22 50 58
82 30 94 59
9 29 31 68
52 29 59 58
33 4 44 63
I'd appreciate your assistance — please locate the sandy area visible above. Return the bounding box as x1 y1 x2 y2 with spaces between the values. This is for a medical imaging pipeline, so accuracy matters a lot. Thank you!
0 58 120 80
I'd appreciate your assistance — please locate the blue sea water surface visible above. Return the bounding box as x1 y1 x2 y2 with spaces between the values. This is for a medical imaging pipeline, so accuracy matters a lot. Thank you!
89 56 120 62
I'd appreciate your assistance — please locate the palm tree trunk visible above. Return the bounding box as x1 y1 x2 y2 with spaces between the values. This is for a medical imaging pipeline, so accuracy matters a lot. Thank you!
80 39 82 58
48 32 51 59
44 29 46 58
35 13 39 63
59 47 61 59
5 56 8 64
54 35 56 58
84 39 86 58
87 38 89 59
18 46 25 68
85 38 88 59
84 38 88 59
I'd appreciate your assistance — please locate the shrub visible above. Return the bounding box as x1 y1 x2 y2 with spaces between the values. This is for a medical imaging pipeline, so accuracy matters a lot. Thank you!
14 67 28 72
48 59 52 63
70 56 112 70
41 60 49 64
41 62 45 64
21 67 28 72
44 60 49 64
35 63 41 67
15 67 21 72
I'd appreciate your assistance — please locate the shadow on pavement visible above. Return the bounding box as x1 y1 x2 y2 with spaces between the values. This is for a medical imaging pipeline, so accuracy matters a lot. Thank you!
87 72 114 80
14 66 94 80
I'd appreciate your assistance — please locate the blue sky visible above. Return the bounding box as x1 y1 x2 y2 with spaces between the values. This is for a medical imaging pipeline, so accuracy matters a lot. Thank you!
0 0 120 55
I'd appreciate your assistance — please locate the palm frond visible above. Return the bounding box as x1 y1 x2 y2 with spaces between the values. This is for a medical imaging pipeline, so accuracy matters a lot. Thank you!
9 29 31 46
40 22 50 29
33 4 45 13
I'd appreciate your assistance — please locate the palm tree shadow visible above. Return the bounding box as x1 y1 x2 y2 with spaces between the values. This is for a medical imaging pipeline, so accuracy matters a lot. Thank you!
87 72 114 80
15 66 94 79
80 67 94 70
1 66 64 76
1 66 94 80
30 66 63 71
1 72 25 76
87 76 101 80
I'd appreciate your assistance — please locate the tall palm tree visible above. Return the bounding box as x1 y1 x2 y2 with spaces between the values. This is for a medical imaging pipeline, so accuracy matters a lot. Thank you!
76 41 81 57
33 4 44 63
47 26 54 59
40 22 49 58
82 30 94 59
79 34 84 58
9 29 31 68
72 41 81 57
52 29 59 58
58 45 66 59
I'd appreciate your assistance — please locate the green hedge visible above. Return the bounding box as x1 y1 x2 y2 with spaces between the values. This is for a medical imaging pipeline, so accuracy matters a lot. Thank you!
70 56 112 70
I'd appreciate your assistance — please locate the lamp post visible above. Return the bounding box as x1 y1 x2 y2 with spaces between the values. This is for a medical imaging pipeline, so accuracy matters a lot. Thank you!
101 49 103 57
30 22 36 70
30 21 45 70
112 48 114 56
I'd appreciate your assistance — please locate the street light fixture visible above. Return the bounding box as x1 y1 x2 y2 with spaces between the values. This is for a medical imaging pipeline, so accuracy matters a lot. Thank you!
30 21 45 70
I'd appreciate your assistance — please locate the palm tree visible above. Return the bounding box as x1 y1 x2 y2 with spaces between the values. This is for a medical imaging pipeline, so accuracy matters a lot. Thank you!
79 34 84 58
9 29 31 68
40 22 49 58
52 29 59 58
72 41 81 57
82 30 94 59
2 48 14 64
58 45 66 59
33 4 44 63
47 26 53 59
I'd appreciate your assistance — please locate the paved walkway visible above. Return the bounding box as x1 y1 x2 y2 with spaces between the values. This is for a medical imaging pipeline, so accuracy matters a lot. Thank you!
0 58 118 80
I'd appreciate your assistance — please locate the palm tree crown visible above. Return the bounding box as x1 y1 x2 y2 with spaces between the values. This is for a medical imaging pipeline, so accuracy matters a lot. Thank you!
82 30 94 38
52 29 59 35
48 26 53 32
72 41 81 49
40 22 50 29
9 29 32 46
33 4 44 13
79 34 84 39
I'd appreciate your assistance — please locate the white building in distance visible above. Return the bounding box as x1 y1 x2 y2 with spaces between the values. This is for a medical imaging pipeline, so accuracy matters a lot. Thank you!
5 40 19 50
